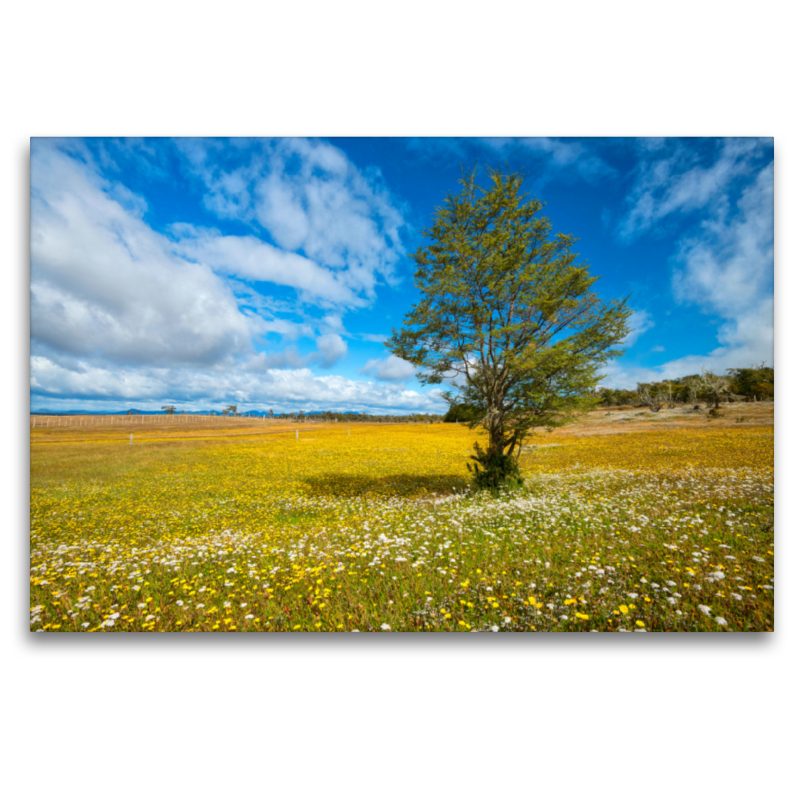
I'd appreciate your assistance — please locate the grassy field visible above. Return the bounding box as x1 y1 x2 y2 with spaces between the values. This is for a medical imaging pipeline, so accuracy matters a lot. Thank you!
29 405 774 632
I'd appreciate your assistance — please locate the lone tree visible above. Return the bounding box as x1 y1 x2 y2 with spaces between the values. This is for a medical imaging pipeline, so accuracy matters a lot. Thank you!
161 405 176 415
386 168 631 489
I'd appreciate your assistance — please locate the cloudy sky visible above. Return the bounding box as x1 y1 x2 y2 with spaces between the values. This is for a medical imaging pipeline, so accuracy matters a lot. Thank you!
30 136 774 414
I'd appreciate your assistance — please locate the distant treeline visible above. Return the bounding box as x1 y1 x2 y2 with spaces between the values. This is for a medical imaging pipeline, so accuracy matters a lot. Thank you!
31 409 445 422
596 365 774 409
440 365 774 422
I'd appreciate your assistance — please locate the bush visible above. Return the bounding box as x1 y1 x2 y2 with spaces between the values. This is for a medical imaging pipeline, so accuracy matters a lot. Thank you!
467 443 524 491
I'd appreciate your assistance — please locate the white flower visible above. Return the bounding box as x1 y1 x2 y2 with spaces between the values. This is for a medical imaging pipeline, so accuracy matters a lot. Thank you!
380 623 391 631
240 602 247 608
196 603 205 609
490 625 500 632
504 616 511 624
145 615 155 621
731 593 742 601
137 603 146 609
715 617 727 626
245 614 254 620
223 601 231 607
698 604 712 615
176 600 184 606
81 622 90 628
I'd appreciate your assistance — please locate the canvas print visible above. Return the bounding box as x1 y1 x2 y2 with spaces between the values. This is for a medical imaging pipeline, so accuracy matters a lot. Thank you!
29 137 774 632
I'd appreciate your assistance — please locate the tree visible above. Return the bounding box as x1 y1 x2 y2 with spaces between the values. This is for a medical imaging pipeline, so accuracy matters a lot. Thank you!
223 405 237 416
636 383 665 412
386 167 632 489
161 405 176 415
696 368 731 409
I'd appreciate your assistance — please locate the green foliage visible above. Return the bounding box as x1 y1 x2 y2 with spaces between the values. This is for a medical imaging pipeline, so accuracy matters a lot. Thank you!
387 166 631 489
443 402 482 423
727 365 774 399
467 441 524 491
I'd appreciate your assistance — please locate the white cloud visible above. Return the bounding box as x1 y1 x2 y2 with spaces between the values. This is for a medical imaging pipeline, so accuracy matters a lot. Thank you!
314 333 347 367
618 138 770 240
670 162 774 365
31 355 445 415
622 309 655 346
482 137 615 182
601 143 774 389
176 137 407 304
360 355 417 382
173 228 362 307
30 140 253 368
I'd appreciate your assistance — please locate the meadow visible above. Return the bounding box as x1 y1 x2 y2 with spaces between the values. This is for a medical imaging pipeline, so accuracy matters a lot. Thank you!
29 406 774 632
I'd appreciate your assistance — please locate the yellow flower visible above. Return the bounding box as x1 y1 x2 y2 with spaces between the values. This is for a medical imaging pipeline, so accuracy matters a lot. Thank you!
635 620 645 628
619 604 629 615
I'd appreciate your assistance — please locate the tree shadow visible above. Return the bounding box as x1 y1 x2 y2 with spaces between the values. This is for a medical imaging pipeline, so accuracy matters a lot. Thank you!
302 473 468 499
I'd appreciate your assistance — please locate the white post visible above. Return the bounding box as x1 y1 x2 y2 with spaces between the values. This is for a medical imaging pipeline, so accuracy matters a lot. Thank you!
296 430 299 439
130 433 133 445
347 427 350 436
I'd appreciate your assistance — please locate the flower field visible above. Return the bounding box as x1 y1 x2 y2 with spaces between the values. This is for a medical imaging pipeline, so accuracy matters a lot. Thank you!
30 412 774 632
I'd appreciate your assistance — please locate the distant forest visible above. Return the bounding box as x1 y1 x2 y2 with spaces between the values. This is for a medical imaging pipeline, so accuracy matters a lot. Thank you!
443 365 774 422
595 365 774 410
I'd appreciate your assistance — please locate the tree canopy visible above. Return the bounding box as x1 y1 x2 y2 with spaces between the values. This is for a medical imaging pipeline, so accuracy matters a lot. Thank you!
387 167 632 488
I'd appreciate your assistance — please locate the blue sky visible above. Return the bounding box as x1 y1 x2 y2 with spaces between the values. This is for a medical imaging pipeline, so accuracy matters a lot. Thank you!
30 137 774 414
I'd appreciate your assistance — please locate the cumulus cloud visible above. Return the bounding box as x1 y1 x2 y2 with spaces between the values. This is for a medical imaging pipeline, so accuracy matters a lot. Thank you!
30 140 253 368
599 142 774 389
173 227 362 307
618 138 770 240
622 309 655 347
31 354 445 415
175 137 407 305
482 137 615 182
314 333 348 367
30 138 423 412
360 355 417 382
669 162 774 367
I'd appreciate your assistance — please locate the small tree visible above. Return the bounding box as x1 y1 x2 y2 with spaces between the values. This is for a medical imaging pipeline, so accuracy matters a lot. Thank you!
223 405 237 416
387 167 631 489
697 368 730 409
636 383 665 412
161 405 176 415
